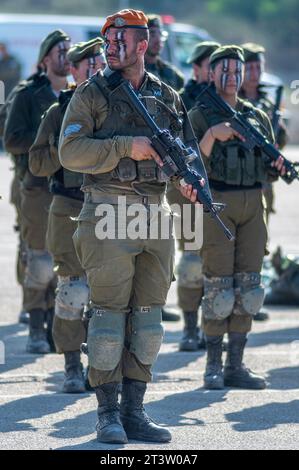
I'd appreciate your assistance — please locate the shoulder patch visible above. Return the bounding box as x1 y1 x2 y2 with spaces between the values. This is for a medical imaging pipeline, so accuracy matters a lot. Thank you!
64 123 82 137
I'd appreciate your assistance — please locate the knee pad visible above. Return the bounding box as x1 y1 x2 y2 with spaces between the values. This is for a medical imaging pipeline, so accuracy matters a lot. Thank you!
24 249 54 290
233 272 265 316
129 307 164 365
87 307 125 371
55 276 89 321
177 251 203 288
202 276 235 321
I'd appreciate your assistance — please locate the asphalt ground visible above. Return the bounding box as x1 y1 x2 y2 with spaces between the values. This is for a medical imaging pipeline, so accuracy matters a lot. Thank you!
0 147 299 450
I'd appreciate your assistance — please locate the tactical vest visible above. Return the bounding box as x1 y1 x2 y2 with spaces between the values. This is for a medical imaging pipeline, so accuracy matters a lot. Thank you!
83 73 183 193
49 88 84 200
198 101 269 186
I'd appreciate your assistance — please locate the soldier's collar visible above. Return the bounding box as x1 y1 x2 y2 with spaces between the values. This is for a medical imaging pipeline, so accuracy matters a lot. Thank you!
144 70 162 88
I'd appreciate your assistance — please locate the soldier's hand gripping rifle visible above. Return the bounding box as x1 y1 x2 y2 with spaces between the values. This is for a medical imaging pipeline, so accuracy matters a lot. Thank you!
198 84 299 184
106 71 234 241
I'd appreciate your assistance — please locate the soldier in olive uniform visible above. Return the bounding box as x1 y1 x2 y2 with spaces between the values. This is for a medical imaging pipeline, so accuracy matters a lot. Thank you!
4 30 71 354
166 41 220 351
29 38 106 393
188 46 286 390
181 41 220 111
59 9 207 444
1 69 43 325
145 15 184 92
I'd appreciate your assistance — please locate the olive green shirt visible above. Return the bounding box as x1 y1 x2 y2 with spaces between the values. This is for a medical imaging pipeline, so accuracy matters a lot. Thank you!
59 71 196 196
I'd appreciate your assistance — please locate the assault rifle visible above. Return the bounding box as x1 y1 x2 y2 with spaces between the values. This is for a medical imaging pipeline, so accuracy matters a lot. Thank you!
106 71 234 241
197 84 299 185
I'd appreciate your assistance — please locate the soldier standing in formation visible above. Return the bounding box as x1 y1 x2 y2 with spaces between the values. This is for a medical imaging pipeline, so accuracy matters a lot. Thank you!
2 9 292 447
188 45 286 390
4 30 71 353
145 14 184 91
29 38 106 392
0 61 45 325
181 41 220 111
59 8 207 444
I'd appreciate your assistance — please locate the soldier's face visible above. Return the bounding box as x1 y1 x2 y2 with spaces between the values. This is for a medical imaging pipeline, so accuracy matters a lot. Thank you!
244 60 264 86
147 27 165 57
45 41 71 77
71 55 107 84
212 59 244 94
105 28 147 69
193 57 211 83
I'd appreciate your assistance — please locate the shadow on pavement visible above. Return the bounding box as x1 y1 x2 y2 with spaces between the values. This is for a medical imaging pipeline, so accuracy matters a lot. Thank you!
146 388 227 428
0 322 41 374
226 400 299 432
0 392 90 434
153 348 205 379
56 440 130 450
266 365 299 390
247 326 299 348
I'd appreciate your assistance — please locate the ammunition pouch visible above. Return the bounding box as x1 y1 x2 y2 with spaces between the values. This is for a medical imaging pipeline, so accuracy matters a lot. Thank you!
112 157 168 183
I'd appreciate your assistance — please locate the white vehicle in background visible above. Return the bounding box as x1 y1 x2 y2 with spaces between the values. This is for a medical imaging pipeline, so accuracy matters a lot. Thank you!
160 15 213 77
0 13 212 80
0 12 286 115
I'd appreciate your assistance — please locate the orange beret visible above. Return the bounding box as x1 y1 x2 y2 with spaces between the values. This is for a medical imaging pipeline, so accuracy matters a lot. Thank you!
101 9 148 36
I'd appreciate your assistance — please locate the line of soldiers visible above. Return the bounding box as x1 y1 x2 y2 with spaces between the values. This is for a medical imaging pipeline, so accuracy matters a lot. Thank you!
0 8 287 445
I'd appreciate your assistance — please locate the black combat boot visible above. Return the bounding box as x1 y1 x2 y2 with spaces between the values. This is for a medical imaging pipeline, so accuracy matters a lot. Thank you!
161 307 180 322
62 351 86 393
95 382 128 444
26 309 50 354
204 336 224 390
120 378 172 443
45 307 56 352
224 332 267 389
179 311 199 351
